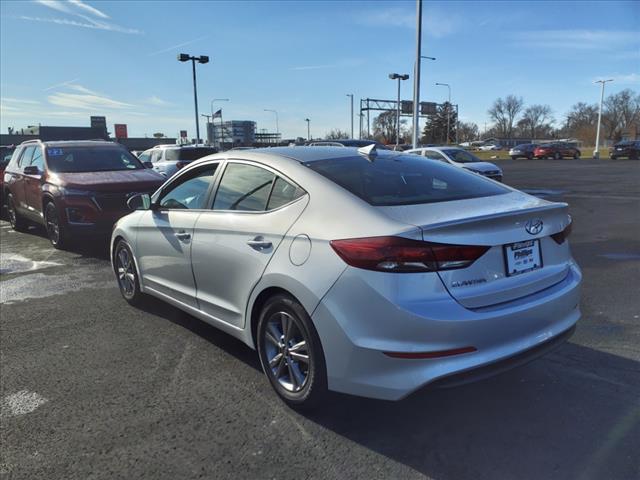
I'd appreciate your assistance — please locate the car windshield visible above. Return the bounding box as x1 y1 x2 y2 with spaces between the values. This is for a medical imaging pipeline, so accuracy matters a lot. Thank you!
165 147 217 161
441 149 480 163
45 146 144 173
306 154 508 206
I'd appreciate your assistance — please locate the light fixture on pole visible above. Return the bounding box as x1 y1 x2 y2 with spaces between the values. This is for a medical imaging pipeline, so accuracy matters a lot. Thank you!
178 53 209 144
264 109 279 135
389 73 410 148
346 94 354 138
304 118 311 141
435 82 451 144
593 79 613 159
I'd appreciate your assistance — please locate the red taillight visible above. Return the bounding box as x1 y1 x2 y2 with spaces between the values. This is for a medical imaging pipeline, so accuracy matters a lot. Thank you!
551 221 573 244
384 346 477 359
329 236 489 273
176 161 188 169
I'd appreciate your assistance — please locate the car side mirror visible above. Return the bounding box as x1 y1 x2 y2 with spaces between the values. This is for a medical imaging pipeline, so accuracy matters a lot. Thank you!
23 165 39 175
143 161 153 169
127 193 151 211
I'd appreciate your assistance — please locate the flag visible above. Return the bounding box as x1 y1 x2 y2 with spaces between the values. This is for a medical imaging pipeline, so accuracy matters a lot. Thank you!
212 109 222 119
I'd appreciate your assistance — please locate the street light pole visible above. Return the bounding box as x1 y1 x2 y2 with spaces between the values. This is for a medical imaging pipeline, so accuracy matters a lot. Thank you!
346 94 354 138
305 118 311 141
264 109 279 136
389 73 410 148
593 79 613 159
412 0 422 149
435 82 451 144
178 53 209 144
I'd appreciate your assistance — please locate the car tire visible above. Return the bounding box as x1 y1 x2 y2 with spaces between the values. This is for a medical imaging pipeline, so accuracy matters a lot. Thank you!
6 193 28 232
44 201 70 249
257 294 328 410
510 156 517 160
553 152 561 160
573 152 580 159
527 154 533 160
114 240 146 306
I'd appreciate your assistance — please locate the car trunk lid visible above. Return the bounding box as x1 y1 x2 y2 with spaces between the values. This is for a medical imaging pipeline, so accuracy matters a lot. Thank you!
378 191 573 308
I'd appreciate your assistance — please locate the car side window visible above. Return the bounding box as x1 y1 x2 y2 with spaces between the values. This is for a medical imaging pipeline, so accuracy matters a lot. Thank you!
213 163 274 212
18 146 35 167
424 151 448 162
159 165 218 210
151 150 163 163
138 151 151 163
30 147 45 170
267 177 305 210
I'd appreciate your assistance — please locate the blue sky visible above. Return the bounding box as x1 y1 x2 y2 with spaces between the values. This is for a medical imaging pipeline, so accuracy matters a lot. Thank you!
1 0 638 139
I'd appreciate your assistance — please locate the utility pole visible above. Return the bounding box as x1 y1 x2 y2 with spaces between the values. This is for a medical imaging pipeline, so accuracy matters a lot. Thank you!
412 0 422 148
305 118 311 141
346 94 354 138
593 79 613 159
178 53 209 144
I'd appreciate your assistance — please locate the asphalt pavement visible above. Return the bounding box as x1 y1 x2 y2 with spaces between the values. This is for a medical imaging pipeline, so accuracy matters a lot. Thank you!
1 158 639 480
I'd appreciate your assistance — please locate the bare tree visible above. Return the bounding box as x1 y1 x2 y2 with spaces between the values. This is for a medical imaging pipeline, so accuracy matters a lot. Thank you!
602 89 640 142
518 104 553 139
324 129 350 140
457 121 479 142
561 102 598 143
373 111 405 144
488 95 524 138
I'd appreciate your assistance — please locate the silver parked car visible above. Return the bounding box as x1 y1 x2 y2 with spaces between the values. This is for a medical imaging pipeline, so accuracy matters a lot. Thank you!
137 145 218 178
406 146 503 181
111 146 581 408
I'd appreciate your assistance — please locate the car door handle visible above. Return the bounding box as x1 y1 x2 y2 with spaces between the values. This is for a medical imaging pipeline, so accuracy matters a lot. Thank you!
175 231 191 241
247 236 272 250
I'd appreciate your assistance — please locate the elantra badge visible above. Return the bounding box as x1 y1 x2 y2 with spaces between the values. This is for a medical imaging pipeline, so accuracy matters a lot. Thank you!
525 219 543 235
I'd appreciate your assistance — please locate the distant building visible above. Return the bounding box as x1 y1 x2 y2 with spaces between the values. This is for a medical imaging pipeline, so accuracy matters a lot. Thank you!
208 120 256 148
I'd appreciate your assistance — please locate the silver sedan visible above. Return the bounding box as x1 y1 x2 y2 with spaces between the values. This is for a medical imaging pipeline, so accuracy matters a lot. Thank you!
111 146 581 408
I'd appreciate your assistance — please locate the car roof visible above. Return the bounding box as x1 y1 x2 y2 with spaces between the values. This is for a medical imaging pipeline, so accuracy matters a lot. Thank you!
19 140 121 148
246 146 406 164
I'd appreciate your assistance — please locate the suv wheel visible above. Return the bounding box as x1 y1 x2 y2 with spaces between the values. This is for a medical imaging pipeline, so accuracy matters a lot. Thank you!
7 194 28 232
554 152 562 160
44 201 69 249
257 294 327 409
573 152 580 159
114 240 145 306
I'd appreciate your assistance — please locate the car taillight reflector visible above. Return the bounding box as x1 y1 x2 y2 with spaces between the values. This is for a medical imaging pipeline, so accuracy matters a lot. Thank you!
329 236 489 273
384 346 477 359
551 221 573 244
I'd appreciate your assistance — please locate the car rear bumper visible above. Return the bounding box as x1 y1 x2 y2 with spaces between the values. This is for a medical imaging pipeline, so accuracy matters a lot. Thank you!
311 262 581 400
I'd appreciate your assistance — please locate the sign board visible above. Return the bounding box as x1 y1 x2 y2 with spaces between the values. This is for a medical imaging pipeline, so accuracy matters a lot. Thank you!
401 101 413 114
90 116 107 131
420 102 438 115
114 124 128 139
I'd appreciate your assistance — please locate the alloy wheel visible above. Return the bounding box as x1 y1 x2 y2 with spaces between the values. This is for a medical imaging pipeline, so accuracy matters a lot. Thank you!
262 311 310 393
45 204 60 244
7 197 17 227
116 246 136 298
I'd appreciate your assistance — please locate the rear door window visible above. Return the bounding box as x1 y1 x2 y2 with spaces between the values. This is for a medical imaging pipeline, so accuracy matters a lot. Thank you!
267 177 305 210
306 153 508 206
213 163 274 211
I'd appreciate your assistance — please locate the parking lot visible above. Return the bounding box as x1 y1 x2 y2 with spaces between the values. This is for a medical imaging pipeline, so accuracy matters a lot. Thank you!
1 158 639 480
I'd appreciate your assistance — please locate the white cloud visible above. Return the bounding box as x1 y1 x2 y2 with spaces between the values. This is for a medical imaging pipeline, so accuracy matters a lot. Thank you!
48 92 132 110
43 78 80 91
148 36 208 56
595 73 640 85
1 97 41 105
66 83 102 95
25 0 140 34
513 30 638 50
68 0 110 19
357 7 459 38
146 96 172 106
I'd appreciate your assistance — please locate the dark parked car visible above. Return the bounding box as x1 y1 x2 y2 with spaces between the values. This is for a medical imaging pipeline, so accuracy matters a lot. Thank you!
609 140 640 159
3 140 165 249
534 143 581 159
508 143 537 160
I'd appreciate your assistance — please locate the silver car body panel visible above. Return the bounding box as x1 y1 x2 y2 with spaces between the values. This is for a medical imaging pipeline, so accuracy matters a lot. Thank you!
111 147 581 400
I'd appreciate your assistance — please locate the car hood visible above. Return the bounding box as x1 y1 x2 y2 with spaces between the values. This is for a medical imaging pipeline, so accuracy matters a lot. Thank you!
52 169 165 192
461 161 501 172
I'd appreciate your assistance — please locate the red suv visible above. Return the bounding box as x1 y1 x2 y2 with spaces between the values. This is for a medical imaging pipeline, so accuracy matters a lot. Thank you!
533 142 581 160
3 140 165 248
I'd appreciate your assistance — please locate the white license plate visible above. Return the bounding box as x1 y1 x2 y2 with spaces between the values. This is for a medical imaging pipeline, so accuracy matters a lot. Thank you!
504 240 542 276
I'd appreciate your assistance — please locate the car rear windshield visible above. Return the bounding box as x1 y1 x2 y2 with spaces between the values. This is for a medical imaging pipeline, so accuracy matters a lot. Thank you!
165 147 217 161
45 146 144 173
305 154 508 206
